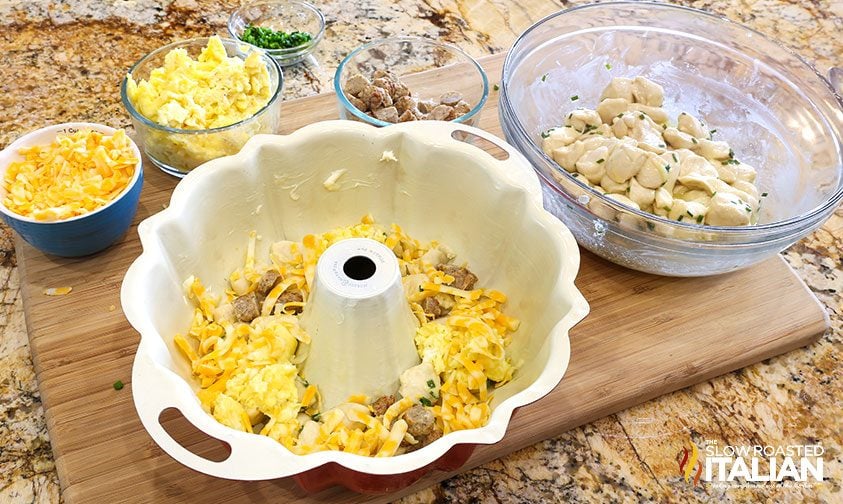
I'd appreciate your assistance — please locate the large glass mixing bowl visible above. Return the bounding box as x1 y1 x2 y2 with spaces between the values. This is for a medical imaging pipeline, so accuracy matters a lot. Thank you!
499 2 843 276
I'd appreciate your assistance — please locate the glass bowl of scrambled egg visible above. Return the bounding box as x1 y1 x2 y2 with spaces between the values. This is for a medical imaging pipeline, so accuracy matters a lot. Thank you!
122 120 588 492
499 3 843 276
121 36 283 177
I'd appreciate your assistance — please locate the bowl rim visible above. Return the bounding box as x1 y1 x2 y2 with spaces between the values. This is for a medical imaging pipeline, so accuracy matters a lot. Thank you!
120 36 284 135
333 36 490 127
0 122 143 225
123 120 589 479
501 0 843 236
226 0 326 58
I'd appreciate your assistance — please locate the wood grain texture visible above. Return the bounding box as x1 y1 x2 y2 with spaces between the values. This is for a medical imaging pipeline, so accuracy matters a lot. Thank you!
18 53 829 504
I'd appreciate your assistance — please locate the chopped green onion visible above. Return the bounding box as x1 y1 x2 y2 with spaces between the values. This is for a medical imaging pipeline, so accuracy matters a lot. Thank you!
419 397 433 407
311 412 321 421
638 114 645 120
696 215 704 223
596 158 605 164
542 74 548 82
493 83 500 91
691 137 698 144
605 62 612 70
709 129 717 136
426 379 435 388
678 215 684 222
113 380 124 390
686 210 693 217
761 192 768 197
570 95 579 101
240 25 312 50
672 153 678 163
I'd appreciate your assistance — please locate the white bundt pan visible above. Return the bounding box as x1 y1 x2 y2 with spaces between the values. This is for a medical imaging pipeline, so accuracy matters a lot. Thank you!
122 121 589 491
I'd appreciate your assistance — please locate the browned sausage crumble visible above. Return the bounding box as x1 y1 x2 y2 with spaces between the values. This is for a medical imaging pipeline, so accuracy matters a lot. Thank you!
256 270 281 296
420 296 446 319
370 395 396 417
437 263 478 291
274 289 304 315
404 404 436 438
232 291 261 323
343 70 474 124
231 269 305 322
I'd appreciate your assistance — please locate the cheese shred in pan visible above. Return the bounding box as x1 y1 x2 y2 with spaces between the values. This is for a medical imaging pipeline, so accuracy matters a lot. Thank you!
174 215 520 456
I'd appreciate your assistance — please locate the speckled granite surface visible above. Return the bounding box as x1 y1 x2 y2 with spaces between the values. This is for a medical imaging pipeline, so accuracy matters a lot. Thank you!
0 1 841 502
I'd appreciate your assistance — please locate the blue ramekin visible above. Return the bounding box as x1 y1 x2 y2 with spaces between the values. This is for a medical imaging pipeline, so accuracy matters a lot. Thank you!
0 123 144 257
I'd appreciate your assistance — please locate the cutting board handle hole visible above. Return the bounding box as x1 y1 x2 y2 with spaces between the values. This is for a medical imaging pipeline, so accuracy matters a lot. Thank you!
159 407 232 462
451 130 510 160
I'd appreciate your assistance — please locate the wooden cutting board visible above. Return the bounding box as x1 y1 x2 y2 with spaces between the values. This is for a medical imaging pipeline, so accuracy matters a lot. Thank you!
18 52 829 503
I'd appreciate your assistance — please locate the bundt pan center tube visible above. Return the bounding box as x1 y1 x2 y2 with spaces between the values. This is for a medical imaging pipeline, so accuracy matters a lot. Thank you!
301 237 421 411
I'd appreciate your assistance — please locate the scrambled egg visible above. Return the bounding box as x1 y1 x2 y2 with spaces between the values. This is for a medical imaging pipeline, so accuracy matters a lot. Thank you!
125 36 275 171
126 36 271 130
175 215 519 456
3 129 137 221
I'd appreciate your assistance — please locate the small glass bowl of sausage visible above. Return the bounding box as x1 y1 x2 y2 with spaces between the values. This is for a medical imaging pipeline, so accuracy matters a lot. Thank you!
334 37 489 127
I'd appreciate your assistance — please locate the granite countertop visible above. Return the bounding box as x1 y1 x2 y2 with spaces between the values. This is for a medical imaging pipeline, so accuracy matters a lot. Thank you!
0 0 841 502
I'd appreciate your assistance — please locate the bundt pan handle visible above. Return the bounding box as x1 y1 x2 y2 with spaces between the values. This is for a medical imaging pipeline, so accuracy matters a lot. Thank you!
131 350 290 480
441 123 543 203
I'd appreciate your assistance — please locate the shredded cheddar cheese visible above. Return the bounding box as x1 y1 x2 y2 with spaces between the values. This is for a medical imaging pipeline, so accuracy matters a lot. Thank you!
175 216 519 456
43 287 73 296
3 130 137 221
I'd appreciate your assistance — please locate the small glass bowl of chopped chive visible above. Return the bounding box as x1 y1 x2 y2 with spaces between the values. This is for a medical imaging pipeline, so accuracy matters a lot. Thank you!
228 0 325 67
